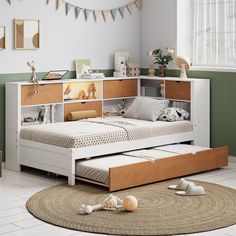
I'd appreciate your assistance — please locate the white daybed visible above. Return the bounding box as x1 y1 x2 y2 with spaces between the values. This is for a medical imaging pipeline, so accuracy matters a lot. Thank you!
19 116 194 185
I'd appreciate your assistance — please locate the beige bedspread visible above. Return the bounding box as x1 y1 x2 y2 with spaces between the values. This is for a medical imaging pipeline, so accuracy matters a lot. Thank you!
20 116 193 148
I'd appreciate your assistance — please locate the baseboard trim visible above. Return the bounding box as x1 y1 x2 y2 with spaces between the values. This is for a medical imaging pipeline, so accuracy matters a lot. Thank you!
229 156 236 163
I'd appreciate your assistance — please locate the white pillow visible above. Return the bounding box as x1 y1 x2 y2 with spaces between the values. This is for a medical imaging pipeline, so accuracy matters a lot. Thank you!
123 97 169 121
159 107 189 122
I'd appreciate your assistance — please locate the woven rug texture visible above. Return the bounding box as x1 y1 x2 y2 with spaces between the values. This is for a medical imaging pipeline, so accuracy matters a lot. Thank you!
26 180 236 235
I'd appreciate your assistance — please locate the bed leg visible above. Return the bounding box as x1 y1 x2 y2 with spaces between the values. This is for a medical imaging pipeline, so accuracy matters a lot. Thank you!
68 156 75 186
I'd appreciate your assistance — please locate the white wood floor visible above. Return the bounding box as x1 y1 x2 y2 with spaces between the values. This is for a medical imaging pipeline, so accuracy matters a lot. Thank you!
1 160 236 236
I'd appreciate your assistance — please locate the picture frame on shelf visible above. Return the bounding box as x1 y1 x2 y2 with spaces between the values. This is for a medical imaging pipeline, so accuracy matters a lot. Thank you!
14 19 40 50
114 51 129 69
0 26 6 50
43 70 69 80
75 59 91 78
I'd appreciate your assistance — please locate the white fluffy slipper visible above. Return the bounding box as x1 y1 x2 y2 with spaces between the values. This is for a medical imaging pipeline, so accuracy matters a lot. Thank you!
176 183 205 196
168 178 194 190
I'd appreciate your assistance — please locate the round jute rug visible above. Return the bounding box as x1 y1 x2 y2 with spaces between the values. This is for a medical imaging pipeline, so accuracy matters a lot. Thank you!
26 180 236 235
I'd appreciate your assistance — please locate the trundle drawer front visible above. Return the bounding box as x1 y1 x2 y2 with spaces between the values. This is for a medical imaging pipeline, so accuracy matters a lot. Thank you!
109 146 228 191
103 79 137 99
165 81 191 100
64 101 102 121
21 84 63 106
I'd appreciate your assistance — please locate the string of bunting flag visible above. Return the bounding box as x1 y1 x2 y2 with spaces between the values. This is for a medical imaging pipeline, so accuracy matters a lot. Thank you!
51 0 142 22
5 0 141 22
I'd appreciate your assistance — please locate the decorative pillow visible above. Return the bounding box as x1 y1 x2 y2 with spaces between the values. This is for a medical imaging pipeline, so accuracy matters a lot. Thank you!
123 97 169 121
159 107 189 122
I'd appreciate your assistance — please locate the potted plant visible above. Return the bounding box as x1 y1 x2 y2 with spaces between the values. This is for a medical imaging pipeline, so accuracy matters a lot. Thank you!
148 48 175 77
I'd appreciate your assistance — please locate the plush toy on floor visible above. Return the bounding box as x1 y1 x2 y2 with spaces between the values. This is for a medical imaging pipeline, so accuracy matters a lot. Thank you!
80 194 138 214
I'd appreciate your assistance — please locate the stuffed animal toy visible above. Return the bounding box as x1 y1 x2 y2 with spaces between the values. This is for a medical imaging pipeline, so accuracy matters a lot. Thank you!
80 194 123 214
80 194 138 214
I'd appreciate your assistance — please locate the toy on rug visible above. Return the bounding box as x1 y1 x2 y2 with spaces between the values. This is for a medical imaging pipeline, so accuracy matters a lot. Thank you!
123 195 138 212
80 194 123 214
80 194 138 214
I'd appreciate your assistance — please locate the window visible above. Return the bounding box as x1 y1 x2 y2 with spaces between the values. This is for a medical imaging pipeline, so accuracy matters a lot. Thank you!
177 0 236 69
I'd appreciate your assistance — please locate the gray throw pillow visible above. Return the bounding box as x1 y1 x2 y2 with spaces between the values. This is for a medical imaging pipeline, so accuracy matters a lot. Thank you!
123 97 169 121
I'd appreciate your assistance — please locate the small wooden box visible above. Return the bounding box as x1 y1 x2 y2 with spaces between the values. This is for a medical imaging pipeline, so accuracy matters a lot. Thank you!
103 79 137 99
64 101 102 121
165 81 191 100
21 84 63 106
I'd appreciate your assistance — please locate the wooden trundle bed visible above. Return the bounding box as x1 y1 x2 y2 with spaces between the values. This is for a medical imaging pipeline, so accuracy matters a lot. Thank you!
75 144 228 191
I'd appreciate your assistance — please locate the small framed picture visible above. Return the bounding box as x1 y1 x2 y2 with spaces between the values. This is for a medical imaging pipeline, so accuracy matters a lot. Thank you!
0 26 6 50
75 59 91 78
43 70 69 80
14 19 40 50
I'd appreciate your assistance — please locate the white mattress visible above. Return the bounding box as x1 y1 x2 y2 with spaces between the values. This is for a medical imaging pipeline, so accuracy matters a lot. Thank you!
20 116 193 148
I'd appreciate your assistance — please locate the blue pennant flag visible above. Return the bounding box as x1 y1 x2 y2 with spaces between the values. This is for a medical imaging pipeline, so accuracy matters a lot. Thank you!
84 9 91 21
65 3 73 15
119 7 125 18
74 7 81 19
110 9 117 21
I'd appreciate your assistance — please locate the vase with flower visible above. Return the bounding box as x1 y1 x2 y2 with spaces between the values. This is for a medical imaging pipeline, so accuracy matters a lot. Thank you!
147 48 174 77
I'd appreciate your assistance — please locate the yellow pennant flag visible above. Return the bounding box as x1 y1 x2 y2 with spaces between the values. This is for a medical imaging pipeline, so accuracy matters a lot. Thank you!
126 3 133 15
134 0 142 10
56 0 63 10
102 10 109 22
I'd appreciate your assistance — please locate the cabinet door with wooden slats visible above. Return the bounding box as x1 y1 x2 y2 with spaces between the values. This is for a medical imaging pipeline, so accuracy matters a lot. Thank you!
165 81 191 101
21 84 63 106
64 101 102 121
103 79 137 99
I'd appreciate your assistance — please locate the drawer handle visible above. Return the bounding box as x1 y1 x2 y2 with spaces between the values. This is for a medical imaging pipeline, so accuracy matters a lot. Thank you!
81 102 86 104
118 80 123 82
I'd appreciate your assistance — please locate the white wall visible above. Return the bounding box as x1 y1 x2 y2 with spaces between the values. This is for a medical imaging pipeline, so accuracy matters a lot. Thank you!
0 0 140 74
140 0 176 68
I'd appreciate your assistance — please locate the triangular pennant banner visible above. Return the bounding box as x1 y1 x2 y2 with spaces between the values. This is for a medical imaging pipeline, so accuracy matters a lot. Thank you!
127 3 133 15
7 0 11 5
102 10 109 22
110 9 117 21
93 10 100 22
119 6 125 18
56 0 63 10
74 6 81 18
134 0 142 9
65 2 73 15
84 9 91 21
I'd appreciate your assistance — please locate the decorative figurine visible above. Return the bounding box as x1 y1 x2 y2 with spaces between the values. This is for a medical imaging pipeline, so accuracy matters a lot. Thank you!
148 64 156 76
27 60 40 94
114 57 127 77
160 81 165 97
78 90 86 100
87 82 96 99
127 62 140 77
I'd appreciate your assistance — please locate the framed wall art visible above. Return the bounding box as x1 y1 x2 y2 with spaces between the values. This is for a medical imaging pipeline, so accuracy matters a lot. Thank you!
0 26 6 50
14 19 40 50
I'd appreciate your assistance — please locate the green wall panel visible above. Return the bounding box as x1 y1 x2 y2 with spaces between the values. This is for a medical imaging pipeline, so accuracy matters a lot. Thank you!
0 69 235 161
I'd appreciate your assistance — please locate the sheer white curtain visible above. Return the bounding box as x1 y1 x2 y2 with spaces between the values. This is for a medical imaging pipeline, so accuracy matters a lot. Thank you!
192 0 236 66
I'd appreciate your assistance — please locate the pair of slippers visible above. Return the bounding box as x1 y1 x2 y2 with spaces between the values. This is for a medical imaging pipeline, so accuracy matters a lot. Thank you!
168 178 205 196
